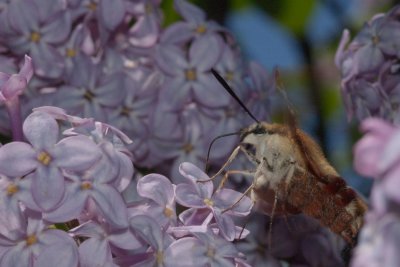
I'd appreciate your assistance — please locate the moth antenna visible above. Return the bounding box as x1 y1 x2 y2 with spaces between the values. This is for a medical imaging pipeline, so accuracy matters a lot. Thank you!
274 68 297 118
205 132 239 173
211 68 260 124
274 69 323 179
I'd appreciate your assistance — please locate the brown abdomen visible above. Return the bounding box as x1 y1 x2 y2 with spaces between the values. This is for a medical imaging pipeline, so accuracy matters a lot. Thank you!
278 171 368 245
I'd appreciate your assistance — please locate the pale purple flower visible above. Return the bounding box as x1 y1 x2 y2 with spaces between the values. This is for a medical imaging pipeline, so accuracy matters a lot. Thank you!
155 35 230 108
5 0 70 78
118 215 175 266
335 5 400 122
129 173 177 228
351 213 400 267
70 219 142 266
160 0 225 45
167 230 245 267
0 174 40 239
0 55 33 140
0 210 78 267
175 162 253 241
54 55 125 121
127 0 162 47
43 142 129 228
0 111 102 211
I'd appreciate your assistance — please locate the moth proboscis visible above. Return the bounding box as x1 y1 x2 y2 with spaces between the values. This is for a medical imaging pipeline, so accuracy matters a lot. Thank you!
207 68 368 246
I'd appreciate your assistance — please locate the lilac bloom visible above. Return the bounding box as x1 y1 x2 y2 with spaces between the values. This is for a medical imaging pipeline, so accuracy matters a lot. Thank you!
0 111 102 211
6 0 70 78
69 219 142 267
54 55 125 121
353 118 396 178
175 162 253 241
0 55 33 140
60 24 94 78
155 35 230 108
160 0 225 45
350 15 400 73
165 230 244 267
351 213 400 267
0 174 40 239
44 142 129 228
127 0 162 47
245 61 275 121
129 173 177 228
0 211 78 267
118 215 175 266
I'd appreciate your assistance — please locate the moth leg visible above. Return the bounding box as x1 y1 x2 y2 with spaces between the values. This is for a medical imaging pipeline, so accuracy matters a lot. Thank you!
268 193 279 249
199 146 241 183
222 182 255 213
201 144 257 183
217 169 255 190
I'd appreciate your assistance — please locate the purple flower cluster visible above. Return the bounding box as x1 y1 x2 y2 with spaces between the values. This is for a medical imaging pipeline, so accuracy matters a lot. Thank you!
351 118 400 267
335 5 400 123
0 0 275 178
0 106 253 266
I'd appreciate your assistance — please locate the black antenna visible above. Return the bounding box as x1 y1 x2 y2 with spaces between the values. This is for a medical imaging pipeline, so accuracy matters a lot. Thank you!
205 132 239 172
211 69 260 124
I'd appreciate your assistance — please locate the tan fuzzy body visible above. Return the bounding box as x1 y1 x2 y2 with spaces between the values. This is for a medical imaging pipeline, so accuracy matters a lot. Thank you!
241 122 368 244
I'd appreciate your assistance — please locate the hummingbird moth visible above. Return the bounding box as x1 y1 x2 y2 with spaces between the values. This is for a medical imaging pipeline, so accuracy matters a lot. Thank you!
208 69 368 245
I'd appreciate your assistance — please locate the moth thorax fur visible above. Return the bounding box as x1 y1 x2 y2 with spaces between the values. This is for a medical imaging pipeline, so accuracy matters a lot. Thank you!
240 122 306 190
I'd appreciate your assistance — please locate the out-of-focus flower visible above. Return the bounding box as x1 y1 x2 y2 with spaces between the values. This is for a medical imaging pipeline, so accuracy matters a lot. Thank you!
335 5 400 123
352 117 400 267
155 35 229 108
175 162 253 241
0 111 102 211
129 173 177 228
4 0 70 78
70 219 142 266
0 210 79 267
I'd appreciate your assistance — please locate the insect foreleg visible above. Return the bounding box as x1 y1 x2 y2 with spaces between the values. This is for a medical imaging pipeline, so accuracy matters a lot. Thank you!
217 169 255 190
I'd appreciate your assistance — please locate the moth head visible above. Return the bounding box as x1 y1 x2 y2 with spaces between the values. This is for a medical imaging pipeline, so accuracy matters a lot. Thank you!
240 123 289 155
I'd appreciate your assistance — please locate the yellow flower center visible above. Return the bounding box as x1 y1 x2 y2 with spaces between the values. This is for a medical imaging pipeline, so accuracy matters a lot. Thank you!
30 32 41 43
195 24 207 34
203 198 213 207
156 250 164 265
86 1 97 11
26 234 37 246
163 207 174 218
66 48 76 58
372 35 379 45
185 69 197 81
83 90 95 101
81 181 92 190
145 3 153 14
6 183 19 196
120 106 132 117
182 143 194 153
206 246 215 258
37 151 52 165
225 71 234 81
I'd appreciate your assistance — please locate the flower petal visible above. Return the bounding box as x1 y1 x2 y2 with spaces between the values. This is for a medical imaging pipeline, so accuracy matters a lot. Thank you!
32 166 65 211
137 174 174 205
23 111 59 150
0 142 36 177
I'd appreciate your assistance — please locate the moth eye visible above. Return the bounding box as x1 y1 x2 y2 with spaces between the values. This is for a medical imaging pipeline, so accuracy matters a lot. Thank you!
243 143 256 156
252 127 267 135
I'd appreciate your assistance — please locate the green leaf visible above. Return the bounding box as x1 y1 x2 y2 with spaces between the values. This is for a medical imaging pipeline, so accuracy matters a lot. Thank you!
278 0 316 35
256 0 316 35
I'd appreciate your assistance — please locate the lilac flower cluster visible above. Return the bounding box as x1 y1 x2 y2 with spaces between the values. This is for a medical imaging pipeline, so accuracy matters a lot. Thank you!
0 112 253 266
0 0 274 179
0 55 255 266
350 118 400 266
335 4 400 123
